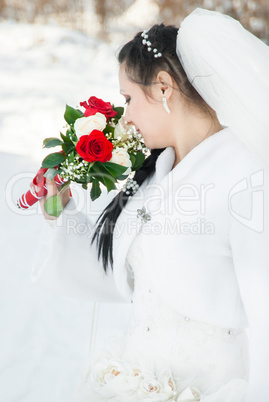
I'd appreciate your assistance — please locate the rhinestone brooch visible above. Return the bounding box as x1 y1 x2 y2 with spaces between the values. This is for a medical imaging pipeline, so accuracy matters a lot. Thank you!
137 206 151 224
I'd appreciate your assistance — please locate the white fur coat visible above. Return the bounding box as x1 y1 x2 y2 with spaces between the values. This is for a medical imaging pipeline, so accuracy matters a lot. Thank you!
32 126 269 401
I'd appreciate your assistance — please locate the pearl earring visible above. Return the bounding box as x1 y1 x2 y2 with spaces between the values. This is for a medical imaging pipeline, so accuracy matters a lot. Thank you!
162 97 171 114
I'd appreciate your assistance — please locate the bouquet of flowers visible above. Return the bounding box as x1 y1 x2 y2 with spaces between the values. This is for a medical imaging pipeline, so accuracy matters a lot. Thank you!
17 96 147 217
87 356 201 401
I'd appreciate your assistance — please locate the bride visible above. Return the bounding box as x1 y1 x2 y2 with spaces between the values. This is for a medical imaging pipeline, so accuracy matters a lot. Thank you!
32 8 269 402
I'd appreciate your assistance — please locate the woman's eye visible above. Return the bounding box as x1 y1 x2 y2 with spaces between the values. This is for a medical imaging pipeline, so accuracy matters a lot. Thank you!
125 98 131 105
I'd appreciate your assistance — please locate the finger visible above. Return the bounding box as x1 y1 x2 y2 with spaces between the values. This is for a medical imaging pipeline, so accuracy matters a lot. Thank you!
45 178 58 197
40 179 58 221
61 186 70 208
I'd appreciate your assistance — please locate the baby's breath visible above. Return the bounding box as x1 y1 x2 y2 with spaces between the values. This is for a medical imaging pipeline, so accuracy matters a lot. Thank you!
59 156 90 182
113 127 148 155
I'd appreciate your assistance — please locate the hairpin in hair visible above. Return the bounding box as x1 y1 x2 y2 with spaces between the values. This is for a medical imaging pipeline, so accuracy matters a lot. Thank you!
122 178 139 196
141 30 162 58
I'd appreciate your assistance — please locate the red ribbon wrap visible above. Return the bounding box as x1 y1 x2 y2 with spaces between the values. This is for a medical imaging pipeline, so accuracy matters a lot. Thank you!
17 168 71 209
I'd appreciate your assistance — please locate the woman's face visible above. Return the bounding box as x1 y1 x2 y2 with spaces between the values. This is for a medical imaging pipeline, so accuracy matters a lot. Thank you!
118 64 174 150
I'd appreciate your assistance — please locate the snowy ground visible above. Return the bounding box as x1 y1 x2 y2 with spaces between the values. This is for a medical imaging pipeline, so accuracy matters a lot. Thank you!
0 18 143 402
0 19 124 162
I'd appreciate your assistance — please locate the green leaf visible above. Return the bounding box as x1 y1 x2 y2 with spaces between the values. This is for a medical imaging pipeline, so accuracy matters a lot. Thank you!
106 181 117 192
66 129 78 141
117 174 129 181
60 132 74 143
82 182 88 190
113 106 124 119
103 161 128 177
62 141 75 155
44 195 63 218
74 173 93 184
109 106 124 125
91 162 116 192
43 137 63 148
66 129 72 139
131 151 145 171
129 154 136 166
58 133 75 154
103 124 115 136
85 173 93 183
68 151 75 163
43 168 58 180
64 105 83 125
60 132 68 141
87 162 95 172
41 152 66 168
90 179 101 201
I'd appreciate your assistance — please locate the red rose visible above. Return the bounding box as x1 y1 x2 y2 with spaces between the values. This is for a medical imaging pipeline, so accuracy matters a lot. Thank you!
75 130 113 163
80 96 117 121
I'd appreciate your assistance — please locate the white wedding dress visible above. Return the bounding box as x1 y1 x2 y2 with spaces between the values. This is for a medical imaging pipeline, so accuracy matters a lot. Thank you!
69 228 249 402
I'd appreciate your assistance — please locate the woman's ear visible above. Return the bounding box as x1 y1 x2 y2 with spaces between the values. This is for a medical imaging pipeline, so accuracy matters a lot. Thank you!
155 71 174 100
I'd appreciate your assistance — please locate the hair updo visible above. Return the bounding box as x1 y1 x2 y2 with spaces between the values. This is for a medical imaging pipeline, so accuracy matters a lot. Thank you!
92 24 212 273
118 23 211 114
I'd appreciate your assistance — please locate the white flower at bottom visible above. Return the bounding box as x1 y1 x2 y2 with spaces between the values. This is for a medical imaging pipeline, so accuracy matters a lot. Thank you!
90 358 141 399
86 356 201 402
109 148 132 175
130 366 143 379
93 358 124 385
159 370 177 399
139 377 161 395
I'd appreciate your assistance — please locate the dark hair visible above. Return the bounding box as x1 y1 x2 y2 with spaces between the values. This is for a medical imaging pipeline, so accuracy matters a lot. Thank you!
92 23 213 273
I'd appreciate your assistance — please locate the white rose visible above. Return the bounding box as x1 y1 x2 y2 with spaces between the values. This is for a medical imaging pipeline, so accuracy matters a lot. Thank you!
131 367 143 379
159 371 177 399
114 117 133 139
140 378 161 394
74 112 106 138
138 377 163 401
90 358 140 399
91 358 123 385
109 148 132 175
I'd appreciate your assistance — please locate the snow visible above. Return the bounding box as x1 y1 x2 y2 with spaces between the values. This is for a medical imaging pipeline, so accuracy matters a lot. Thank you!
0 16 142 402
0 1 161 398
1 152 131 401
109 0 159 40
0 20 122 163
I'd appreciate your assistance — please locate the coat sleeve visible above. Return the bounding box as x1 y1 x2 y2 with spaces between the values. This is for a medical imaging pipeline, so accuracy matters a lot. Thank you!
229 168 269 402
31 188 127 303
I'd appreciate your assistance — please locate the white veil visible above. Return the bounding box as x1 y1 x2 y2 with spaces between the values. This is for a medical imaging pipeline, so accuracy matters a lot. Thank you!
177 7 269 171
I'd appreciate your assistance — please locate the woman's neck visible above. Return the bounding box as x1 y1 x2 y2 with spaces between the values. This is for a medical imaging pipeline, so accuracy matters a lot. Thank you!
171 118 223 169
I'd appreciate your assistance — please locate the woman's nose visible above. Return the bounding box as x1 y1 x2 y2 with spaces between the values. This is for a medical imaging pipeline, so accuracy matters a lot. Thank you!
123 109 131 125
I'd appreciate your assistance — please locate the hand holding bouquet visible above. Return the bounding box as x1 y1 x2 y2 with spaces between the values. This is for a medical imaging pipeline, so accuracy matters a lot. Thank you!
18 96 147 217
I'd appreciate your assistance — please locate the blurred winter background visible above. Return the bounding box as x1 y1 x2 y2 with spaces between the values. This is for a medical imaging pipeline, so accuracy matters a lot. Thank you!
1 0 268 401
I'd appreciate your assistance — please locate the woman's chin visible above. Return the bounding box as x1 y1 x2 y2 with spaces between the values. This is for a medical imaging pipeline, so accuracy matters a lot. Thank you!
144 140 157 150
